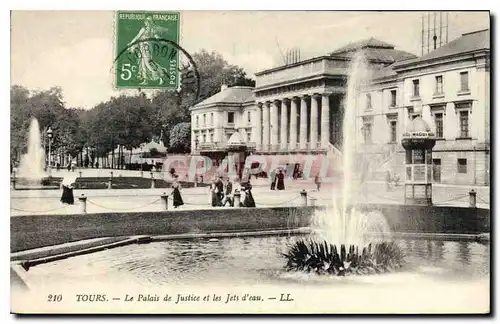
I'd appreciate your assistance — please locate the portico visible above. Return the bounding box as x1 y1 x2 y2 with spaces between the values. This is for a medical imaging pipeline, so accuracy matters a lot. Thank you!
255 93 344 153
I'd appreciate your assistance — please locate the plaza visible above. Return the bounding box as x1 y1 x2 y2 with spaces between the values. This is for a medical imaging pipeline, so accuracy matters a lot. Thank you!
10 168 490 217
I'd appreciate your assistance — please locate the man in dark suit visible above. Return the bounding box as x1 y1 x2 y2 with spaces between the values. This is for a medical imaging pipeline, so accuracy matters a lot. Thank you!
221 177 233 207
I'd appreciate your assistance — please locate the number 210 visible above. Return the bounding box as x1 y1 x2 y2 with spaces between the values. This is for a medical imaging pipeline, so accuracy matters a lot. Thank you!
47 294 63 302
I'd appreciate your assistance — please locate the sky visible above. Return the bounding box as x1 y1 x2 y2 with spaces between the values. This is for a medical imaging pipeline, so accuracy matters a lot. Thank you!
10 11 489 109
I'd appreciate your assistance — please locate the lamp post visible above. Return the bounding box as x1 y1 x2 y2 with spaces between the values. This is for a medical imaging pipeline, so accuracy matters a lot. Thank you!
47 127 53 177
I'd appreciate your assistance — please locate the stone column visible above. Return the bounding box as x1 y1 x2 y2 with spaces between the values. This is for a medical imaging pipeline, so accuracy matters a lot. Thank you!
214 111 222 143
299 96 308 149
270 100 279 151
290 97 298 150
321 94 330 148
310 94 319 149
262 102 270 151
255 104 262 150
280 99 289 150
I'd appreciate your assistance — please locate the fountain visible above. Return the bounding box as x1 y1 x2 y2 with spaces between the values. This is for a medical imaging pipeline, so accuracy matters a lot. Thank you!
284 52 403 275
16 118 47 185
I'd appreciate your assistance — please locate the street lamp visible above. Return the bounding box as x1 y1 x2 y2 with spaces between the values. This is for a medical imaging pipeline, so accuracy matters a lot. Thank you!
47 127 53 177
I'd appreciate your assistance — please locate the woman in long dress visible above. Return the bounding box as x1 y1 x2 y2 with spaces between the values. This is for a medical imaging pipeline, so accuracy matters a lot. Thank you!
276 169 285 191
241 183 256 208
171 176 184 208
60 174 77 205
209 179 221 207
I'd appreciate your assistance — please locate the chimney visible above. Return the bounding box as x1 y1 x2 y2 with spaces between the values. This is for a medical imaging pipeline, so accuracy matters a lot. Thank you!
221 84 228 92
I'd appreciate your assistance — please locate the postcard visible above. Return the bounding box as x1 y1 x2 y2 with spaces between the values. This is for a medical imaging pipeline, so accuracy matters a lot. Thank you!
10 10 490 314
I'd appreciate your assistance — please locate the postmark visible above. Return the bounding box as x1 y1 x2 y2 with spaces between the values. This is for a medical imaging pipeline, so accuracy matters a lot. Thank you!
115 11 181 89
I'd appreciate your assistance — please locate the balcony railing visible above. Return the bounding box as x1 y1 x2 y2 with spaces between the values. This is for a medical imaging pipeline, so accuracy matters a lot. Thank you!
197 141 257 152
256 142 331 153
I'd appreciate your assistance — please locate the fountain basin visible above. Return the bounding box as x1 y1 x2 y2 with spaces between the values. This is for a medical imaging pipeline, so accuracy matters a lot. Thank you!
11 234 490 314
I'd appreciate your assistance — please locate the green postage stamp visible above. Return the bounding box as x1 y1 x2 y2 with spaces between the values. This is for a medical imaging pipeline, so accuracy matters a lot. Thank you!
115 11 180 89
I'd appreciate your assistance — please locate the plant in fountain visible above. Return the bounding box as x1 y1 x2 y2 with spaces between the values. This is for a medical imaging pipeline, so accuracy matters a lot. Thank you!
283 51 404 275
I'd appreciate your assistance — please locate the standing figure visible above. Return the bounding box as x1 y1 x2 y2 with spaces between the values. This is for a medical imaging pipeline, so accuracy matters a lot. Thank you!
314 174 321 191
241 183 256 207
276 169 285 191
126 16 170 86
171 176 184 208
215 175 224 203
270 169 276 190
209 179 221 207
60 174 77 205
221 177 234 207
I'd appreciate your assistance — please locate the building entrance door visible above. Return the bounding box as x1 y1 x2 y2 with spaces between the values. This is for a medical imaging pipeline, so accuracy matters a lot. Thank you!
432 159 441 183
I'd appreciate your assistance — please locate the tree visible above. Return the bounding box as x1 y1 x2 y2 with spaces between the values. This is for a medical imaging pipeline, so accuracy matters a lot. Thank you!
150 49 256 143
169 122 191 153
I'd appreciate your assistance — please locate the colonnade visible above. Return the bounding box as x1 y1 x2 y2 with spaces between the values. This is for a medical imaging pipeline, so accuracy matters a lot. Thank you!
255 93 334 151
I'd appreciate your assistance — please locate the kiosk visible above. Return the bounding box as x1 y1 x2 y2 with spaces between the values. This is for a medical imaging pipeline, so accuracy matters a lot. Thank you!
401 116 436 205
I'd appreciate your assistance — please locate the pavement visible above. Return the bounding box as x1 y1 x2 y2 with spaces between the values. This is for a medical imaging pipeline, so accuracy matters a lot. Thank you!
10 168 490 216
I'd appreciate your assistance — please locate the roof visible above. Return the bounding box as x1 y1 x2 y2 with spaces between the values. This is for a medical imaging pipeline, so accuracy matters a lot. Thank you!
394 29 490 68
193 86 255 108
330 37 417 64
406 116 431 133
331 37 395 54
372 64 398 80
228 132 244 144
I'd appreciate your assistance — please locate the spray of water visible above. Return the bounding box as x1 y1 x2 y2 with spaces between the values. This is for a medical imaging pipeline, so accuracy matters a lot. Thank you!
313 51 391 247
17 118 46 182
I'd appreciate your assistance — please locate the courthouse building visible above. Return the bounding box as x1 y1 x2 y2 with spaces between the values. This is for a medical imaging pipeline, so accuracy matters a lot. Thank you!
190 29 490 185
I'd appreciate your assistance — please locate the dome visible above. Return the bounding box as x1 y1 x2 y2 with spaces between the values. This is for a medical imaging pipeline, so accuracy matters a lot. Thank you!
228 132 244 144
406 116 431 133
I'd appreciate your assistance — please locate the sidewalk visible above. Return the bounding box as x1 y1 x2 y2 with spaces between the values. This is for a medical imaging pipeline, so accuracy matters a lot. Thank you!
10 176 490 216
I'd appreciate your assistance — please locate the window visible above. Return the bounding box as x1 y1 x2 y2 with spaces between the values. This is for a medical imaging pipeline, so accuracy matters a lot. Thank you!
247 111 251 123
459 111 469 138
366 94 372 110
203 114 206 126
460 72 469 92
413 149 425 164
196 116 199 127
203 134 206 143
362 122 372 144
210 113 214 126
210 133 213 142
389 120 397 143
247 131 252 142
457 158 467 174
434 113 444 138
227 112 235 124
435 75 443 94
390 90 397 107
412 79 420 97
